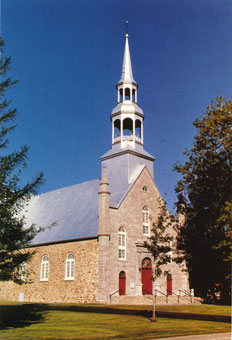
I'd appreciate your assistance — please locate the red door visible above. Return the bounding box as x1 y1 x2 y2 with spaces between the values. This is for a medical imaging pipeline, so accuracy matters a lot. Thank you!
142 258 152 295
167 274 172 295
119 271 126 295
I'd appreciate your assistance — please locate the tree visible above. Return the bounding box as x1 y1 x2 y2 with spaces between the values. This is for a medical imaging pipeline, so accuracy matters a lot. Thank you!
174 95 232 301
143 198 184 321
0 38 49 283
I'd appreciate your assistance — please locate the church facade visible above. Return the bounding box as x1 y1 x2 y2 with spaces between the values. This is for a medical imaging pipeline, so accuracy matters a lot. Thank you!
0 32 189 304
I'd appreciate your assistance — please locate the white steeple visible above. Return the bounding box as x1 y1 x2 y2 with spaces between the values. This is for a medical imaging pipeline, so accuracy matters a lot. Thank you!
111 27 144 149
118 32 136 84
100 26 155 203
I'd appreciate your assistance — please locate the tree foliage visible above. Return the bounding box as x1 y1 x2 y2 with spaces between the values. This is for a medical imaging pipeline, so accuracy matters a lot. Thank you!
143 198 184 320
0 37 48 283
144 201 173 279
174 95 232 300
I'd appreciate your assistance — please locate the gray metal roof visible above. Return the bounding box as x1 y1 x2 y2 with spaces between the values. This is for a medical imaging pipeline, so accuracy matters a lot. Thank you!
25 179 100 244
100 143 155 161
24 152 154 245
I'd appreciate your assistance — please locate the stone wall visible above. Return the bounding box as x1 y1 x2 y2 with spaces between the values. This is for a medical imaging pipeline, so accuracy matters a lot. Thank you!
0 238 98 303
99 167 189 301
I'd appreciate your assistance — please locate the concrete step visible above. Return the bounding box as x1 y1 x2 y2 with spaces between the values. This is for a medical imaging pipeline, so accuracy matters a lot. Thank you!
110 295 153 305
110 295 202 305
155 295 201 305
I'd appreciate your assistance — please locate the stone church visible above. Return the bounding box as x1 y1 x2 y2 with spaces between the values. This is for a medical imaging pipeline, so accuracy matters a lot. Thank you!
0 32 189 304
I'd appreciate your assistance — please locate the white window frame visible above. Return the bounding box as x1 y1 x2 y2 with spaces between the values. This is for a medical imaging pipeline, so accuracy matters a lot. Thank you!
40 255 49 281
118 227 126 260
143 206 150 235
65 253 75 280
19 262 27 282
168 240 173 263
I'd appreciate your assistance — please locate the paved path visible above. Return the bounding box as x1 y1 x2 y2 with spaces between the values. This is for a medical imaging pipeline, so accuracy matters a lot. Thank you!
153 333 231 340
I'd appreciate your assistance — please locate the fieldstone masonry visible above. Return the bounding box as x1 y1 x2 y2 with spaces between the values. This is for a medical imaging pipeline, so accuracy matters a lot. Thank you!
0 239 98 303
97 166 189 303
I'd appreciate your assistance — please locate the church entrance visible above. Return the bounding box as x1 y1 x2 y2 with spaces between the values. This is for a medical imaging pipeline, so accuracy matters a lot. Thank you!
119 271 126 295
167 273 172 295
141 258 152 295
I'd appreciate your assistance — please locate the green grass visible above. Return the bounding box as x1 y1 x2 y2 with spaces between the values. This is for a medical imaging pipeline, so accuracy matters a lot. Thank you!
0 303 230 340
156 304 231 316
28 302 230 316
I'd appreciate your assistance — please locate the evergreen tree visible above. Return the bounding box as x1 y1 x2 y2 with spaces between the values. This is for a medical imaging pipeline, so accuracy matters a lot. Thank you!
0 38 49 283
174 95 232 301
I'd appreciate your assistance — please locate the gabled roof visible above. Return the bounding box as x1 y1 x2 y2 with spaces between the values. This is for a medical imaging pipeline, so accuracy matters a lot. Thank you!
110 165 146 208
26 179 100 245
24 164 156 245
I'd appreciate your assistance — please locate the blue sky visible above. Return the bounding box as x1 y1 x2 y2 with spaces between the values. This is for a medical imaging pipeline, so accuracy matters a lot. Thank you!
1 0 232 210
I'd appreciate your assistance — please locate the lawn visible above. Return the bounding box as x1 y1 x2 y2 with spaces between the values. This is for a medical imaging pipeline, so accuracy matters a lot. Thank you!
0 303 230 340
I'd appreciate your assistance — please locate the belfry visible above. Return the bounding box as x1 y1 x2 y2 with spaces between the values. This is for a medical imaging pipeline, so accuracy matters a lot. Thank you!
100 31 155 204
0 28 190 305
113 30 142 148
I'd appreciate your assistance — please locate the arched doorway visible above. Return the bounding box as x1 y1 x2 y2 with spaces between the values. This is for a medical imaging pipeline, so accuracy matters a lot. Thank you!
141 258 152 295
167 273 172 295
119 271 126 295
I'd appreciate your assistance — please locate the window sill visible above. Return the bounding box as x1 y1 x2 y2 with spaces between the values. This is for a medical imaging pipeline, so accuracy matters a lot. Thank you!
65 278 75 281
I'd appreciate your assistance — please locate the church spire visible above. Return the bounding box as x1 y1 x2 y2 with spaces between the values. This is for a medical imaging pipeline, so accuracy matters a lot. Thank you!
111 26 144 148
118 28 136 85
100 26 155 193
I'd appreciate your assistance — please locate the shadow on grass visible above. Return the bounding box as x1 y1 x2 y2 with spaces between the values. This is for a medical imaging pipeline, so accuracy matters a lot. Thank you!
0 304 48 330
47 305 151 318
0 303 229 330
46 305 231 323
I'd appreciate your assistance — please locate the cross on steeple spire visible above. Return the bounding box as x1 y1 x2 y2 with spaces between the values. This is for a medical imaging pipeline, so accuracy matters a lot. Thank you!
125 21 128 34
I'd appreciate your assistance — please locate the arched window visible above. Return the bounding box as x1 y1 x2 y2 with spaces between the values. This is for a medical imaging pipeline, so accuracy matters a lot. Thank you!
143 206 150 235
143 186 148 192
118 227 126 259
135 120 141 138
119 88 123 102
40 255 49 281
65 253 75 280
114 119 121 139
19 262 26 282
123 118 133 140
168 241 172 263
132 89 136 102
125 87 130 100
